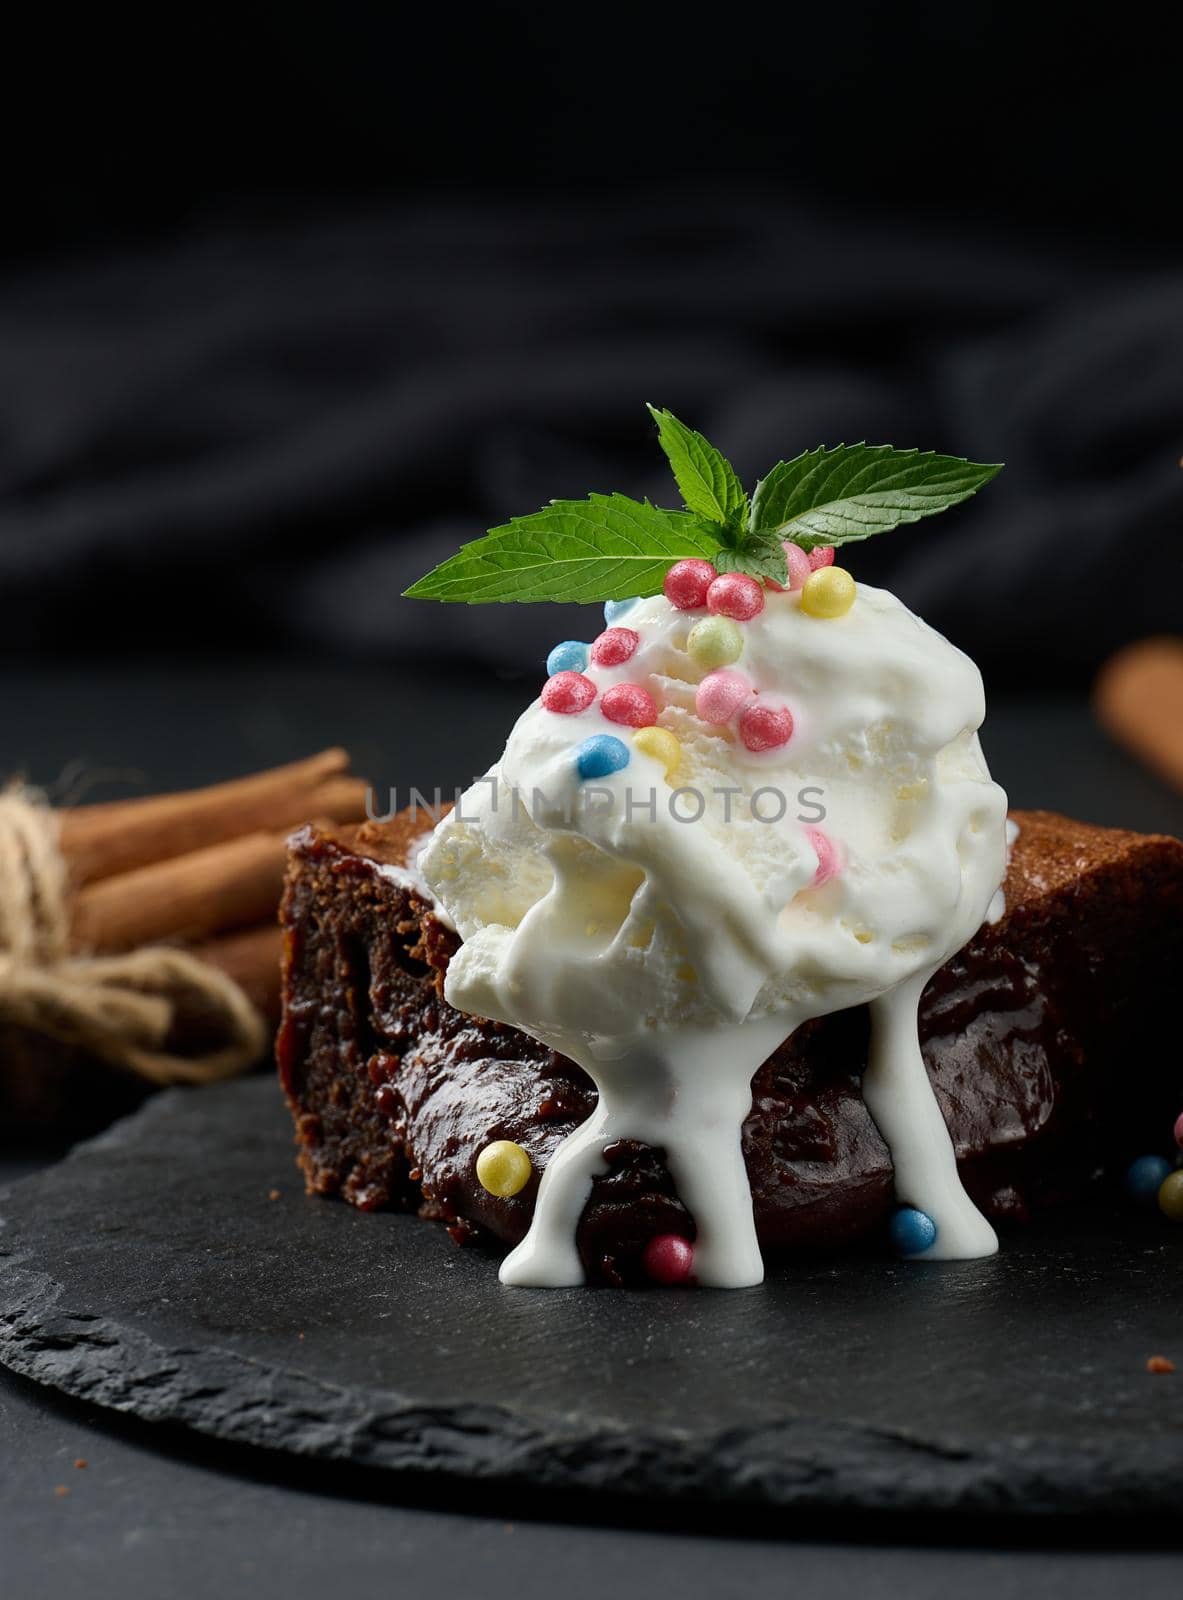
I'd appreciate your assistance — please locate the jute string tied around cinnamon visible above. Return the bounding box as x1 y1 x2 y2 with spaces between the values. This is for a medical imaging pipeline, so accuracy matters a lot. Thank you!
0 786 268 1085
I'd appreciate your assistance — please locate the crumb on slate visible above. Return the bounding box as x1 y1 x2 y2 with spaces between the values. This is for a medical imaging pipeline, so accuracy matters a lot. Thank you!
74 1458 88 1470
1147 1355 1176 1374
268 1189 281 1201
54 1485 69 1497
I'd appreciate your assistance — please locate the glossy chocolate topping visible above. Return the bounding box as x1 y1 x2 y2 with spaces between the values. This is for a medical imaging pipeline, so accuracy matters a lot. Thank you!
278 809 1183 1284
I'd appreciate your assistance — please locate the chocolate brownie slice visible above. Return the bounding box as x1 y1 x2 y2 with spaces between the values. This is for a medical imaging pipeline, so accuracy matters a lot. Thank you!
277 810 1183 1284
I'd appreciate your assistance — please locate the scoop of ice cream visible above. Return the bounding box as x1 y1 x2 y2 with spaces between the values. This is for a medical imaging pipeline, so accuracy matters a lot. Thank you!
421 580 1008 1063
420 571 1009 1286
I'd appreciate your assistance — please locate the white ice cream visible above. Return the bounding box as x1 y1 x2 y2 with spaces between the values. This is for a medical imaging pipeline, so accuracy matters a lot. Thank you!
420 580 1009 1287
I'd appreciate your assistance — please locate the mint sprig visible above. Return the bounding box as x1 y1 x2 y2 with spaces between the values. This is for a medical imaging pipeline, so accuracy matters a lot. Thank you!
404 409 1001 604
749 444 1003 553
403 494 721 604
714 542 796 586
646 404 749 532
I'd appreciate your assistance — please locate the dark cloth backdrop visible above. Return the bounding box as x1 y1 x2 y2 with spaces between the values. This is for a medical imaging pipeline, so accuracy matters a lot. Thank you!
1 195 1179 689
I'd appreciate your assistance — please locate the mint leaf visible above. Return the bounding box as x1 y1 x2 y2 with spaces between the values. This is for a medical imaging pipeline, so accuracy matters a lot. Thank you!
714 539 789 586
403 494 723 604
750 445 1002 552
404 415 1004 608
646 404 748 531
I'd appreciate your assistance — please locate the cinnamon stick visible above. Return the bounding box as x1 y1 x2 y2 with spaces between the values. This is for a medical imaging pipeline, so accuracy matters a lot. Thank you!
1095 637 1183 796
198 923 285 1022
70 832 288 954
299 776 371 830
59 750 363 885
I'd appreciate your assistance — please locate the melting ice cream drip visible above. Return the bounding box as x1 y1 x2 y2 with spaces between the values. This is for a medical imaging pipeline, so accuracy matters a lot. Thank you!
421 579 1009 1287
496 1020 788 1287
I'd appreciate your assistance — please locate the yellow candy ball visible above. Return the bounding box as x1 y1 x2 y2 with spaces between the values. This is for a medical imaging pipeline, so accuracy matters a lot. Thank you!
687 615 743 668
801 566 856 618
1158 1169 1183 1221
476 1140 533 1198
633 725 681 778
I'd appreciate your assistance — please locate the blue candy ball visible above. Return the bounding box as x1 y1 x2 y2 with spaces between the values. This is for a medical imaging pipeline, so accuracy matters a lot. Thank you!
604 597 640 624
1126 1154 1172 1205
546 640 590 676
890 1206 938 1258
575 735 630 781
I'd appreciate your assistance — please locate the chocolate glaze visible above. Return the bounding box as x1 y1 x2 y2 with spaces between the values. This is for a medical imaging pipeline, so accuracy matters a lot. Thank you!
277 810 1183 1285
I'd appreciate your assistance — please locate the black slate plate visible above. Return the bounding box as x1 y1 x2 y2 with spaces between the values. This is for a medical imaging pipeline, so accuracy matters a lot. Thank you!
1 1076 1181 1517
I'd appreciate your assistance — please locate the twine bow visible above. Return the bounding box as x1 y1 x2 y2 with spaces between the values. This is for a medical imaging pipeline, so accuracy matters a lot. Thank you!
0 787 267 1084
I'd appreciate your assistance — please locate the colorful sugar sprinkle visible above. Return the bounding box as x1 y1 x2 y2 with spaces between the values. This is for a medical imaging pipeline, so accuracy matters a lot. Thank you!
695 668 751 725
803 825 841 886
801 566 856 618
768 540 813 592
738 701 794 752
707 571 765 621
604 597 640 624
601 683 658 727
1174 1111 1183 1148
546 640 589 676
1158 1170 1183 1221
633 725 681 778
476 1140 533 1198
643 1234 694 1285
687 616 743 669
541 671 596 715
808 545 836 570
890 1206 938 1257
1126 1154 1172 1204
663 559 717 611
575 734 631 780
590 627 640 667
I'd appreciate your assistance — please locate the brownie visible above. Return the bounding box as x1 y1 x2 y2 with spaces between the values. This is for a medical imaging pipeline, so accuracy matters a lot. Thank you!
277 809 1183 1284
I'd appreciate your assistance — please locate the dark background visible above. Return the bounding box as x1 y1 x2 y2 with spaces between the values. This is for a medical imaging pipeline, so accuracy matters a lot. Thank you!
1 1 1180 694
3 11 1183 1594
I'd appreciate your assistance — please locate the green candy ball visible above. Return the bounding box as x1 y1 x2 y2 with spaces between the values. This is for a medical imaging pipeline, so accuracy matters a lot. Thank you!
687 616 744 669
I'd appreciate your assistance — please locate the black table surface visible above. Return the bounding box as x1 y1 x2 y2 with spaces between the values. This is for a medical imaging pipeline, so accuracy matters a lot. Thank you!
3 655 1183 1600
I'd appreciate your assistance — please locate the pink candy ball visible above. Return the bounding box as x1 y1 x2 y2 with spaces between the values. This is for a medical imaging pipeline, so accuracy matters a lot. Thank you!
738 701 794 752
663 559 717 610
808 545 835 570
706 571 765 621
784 543 813 590
591 626 640 667
804 825 842 887
601 682 658 727
541 670 596 715
1174 1110 1183 1148
765 542 812 593
695 668 751 725
643 1234 694 1285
